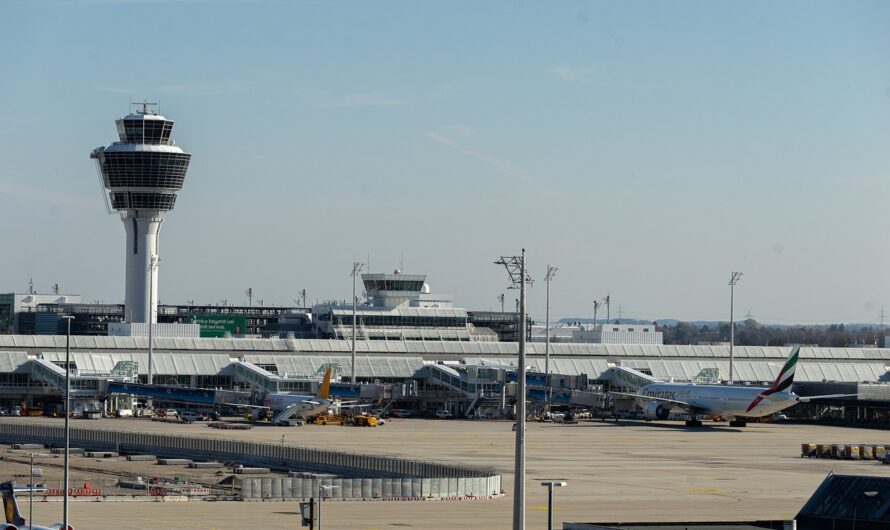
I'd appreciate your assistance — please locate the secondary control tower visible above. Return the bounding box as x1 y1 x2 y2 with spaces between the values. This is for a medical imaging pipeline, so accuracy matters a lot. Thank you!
91 103 191 323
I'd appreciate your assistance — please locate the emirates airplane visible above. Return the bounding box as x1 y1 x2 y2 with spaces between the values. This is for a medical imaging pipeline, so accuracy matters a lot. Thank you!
1 481 72 530
620 346 853 427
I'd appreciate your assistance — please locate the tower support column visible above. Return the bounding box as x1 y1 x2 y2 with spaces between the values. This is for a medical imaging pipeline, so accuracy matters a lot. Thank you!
123 214 163 323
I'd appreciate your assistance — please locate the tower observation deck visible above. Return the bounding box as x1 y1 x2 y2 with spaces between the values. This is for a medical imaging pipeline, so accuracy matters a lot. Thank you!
90 103 191 324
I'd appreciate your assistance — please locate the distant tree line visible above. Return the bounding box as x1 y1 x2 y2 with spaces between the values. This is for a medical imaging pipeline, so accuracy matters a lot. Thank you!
657 320 890 348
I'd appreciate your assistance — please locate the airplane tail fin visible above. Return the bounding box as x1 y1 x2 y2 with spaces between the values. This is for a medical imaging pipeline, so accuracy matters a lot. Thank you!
770 345 800 392
315 368 332 400
1 481 26 526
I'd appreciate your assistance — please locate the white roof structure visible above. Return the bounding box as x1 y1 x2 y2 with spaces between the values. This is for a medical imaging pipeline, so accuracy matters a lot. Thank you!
39 352 232 376
0 345 886 384
2 334 890 360
243 355 425 378
1 335 889 385
463 356 889 384
0 351 29 373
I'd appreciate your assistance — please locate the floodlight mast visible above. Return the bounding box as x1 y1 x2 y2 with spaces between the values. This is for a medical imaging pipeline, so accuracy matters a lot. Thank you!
544 265 558 413
61 315 74 530
350 262 364 384
495 250 532 530
728 272 743 384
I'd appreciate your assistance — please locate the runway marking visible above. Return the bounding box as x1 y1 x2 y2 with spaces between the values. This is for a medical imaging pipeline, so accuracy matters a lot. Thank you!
530 505 562 511
687 488 723 493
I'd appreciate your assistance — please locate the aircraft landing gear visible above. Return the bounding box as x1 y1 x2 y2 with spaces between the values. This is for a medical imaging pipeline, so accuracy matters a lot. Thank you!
729 419 747 427
685 417 703 427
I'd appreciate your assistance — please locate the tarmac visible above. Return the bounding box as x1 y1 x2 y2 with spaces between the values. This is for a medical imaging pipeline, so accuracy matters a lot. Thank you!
3 416 889 529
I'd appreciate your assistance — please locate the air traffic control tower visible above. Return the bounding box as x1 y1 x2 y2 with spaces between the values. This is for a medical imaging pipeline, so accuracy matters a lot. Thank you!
91 103 191 323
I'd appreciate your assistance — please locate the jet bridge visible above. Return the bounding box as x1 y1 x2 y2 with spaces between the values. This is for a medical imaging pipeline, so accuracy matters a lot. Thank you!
527 388 610 408
420 364 501 398
27 358 107 398
231 360 282 393
599 365 659 392
28 358 68 391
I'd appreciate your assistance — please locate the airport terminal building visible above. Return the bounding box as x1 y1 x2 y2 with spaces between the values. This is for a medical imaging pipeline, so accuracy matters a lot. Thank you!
0 335 888 425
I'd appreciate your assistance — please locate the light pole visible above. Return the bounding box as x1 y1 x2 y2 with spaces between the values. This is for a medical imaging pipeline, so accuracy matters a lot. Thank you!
728 272 743 384
350 262 364 384
61 315 74 530
318 484 339 530
544 265 558 414
28 452 38 528
540 481 567 530
495 250 532 530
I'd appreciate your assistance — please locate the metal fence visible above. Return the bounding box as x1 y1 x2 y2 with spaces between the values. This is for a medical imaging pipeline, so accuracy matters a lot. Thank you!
0 423 501 500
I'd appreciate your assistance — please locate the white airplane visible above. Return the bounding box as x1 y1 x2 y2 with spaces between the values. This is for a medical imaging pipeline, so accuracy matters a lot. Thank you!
619 346 853 427
1 481 72 530
262 367 334 420
242 368 363 424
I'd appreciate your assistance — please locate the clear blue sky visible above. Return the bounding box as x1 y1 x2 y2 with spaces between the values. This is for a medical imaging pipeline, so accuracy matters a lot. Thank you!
2 1 889 324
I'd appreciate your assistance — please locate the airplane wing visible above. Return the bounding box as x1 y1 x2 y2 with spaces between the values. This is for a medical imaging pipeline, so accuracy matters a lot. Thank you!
612 392 714 416
337 403 373 409
611 392 693 408
227 403 270 410
797 393 858 402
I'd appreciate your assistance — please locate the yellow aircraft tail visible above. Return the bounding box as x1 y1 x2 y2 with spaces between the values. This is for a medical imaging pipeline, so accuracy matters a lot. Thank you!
1 481 25 526
315 368 332 400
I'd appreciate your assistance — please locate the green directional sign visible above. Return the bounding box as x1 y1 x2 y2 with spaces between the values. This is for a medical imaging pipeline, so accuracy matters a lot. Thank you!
191 315 247 338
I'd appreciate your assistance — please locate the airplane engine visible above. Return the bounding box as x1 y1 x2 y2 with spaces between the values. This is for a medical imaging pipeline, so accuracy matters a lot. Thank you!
644 402 671 420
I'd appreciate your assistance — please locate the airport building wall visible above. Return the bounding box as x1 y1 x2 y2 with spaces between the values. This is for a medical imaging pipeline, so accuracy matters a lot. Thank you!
240 475 502 500
0 422 501 500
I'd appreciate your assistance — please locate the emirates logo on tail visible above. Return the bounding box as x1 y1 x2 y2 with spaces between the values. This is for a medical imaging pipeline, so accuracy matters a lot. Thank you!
745 346 800 413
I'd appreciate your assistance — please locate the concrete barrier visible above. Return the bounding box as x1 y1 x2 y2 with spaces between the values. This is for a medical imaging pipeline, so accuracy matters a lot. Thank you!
0 423 502 501
157 458 192 465
85 451 118 458
188 462 222 468
13 443 44 450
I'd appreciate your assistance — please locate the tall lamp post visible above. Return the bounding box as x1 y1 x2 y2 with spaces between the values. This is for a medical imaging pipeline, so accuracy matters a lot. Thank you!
350 262 364 384
61 315 74 530
544 265 558 413
495 250 532 530
540 481 567 530
728 272 743 384
28 452 41 529
318 484 339 530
